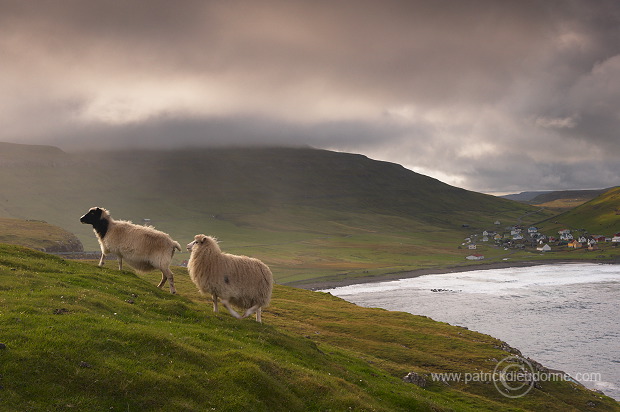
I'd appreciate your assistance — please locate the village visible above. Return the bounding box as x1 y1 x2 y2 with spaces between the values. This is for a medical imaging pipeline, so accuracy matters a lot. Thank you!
462 221 620 261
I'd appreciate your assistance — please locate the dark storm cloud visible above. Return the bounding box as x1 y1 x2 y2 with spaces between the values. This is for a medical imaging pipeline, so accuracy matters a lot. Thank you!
1 0 620 191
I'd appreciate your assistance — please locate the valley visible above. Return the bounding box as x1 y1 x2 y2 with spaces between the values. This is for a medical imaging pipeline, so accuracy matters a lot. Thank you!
0 142 618 286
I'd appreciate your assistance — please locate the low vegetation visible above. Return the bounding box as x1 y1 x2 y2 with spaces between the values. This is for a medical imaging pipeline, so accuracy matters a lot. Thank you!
538 187 620 235
1 245 617 411
504 189 608 211
0 217 83 253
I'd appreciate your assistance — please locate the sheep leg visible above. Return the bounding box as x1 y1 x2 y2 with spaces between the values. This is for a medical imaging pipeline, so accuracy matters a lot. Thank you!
241 305 261 321
98 253 106 267
166 269 176 294
220 299 242 319
117 256 123 271
212 294 219 313
158 268 176 294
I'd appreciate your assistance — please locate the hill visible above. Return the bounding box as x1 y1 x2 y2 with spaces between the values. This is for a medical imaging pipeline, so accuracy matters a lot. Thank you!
0 143 554 284
530 189 610 212
537 186 620 235
0 217 83 252
503 189 609 210
1 244 616 411
502 191 553 202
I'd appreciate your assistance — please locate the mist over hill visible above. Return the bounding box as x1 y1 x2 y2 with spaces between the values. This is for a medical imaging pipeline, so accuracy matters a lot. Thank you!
0 143 531 229
501 191 553 202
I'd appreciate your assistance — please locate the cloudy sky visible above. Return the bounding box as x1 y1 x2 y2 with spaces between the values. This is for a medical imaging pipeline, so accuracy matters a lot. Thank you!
2 0 620 193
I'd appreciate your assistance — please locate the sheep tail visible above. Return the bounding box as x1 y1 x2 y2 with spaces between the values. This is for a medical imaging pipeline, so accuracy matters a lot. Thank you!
173 241 182 253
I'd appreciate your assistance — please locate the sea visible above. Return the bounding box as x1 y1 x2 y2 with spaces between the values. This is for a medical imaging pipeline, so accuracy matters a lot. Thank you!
322 263 620 400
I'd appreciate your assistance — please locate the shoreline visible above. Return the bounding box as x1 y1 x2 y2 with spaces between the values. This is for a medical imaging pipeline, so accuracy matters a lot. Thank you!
291 258 620 291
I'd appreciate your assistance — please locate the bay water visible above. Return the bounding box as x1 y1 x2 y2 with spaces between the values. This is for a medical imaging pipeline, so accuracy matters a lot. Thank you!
323 263 620 400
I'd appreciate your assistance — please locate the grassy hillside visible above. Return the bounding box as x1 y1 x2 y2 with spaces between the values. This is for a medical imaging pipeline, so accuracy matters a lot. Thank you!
503 189 607 207
538 187 620 235
1 244 616 411
530 189 609 211
0 143 555 284
0 217 83 252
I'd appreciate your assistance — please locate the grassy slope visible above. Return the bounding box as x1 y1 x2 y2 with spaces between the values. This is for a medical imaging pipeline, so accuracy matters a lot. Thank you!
0 144 558 285
1 245 617 411
538 187 620 235
0 218 82 252
530 189 609 208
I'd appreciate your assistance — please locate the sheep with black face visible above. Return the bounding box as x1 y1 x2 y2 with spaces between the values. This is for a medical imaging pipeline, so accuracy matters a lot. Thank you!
187 234 273 322
80 207 181 294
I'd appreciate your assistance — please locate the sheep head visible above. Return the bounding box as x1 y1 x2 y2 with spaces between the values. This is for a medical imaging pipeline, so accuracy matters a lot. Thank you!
80 207 109 225
80 207 111 239
187 234 219 252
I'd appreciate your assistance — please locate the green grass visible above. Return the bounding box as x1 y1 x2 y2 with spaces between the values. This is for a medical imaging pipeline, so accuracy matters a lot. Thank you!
1 244 618 411
0 217 82 252
538 187 620 235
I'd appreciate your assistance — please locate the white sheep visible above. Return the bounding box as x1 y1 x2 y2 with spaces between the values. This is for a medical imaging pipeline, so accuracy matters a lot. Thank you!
186 234 273 322
80 207 182 294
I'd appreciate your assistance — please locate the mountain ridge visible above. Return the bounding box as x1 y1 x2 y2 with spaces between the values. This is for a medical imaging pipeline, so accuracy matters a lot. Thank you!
0 142 536 231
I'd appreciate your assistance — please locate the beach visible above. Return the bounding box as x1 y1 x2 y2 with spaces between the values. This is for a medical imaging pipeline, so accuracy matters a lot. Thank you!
292 258 620 290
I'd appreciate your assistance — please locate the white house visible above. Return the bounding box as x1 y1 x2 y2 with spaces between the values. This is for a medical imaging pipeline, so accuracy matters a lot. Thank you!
466 254 484 260
528 227 538 234
537 244 551 252
468 244 477 250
